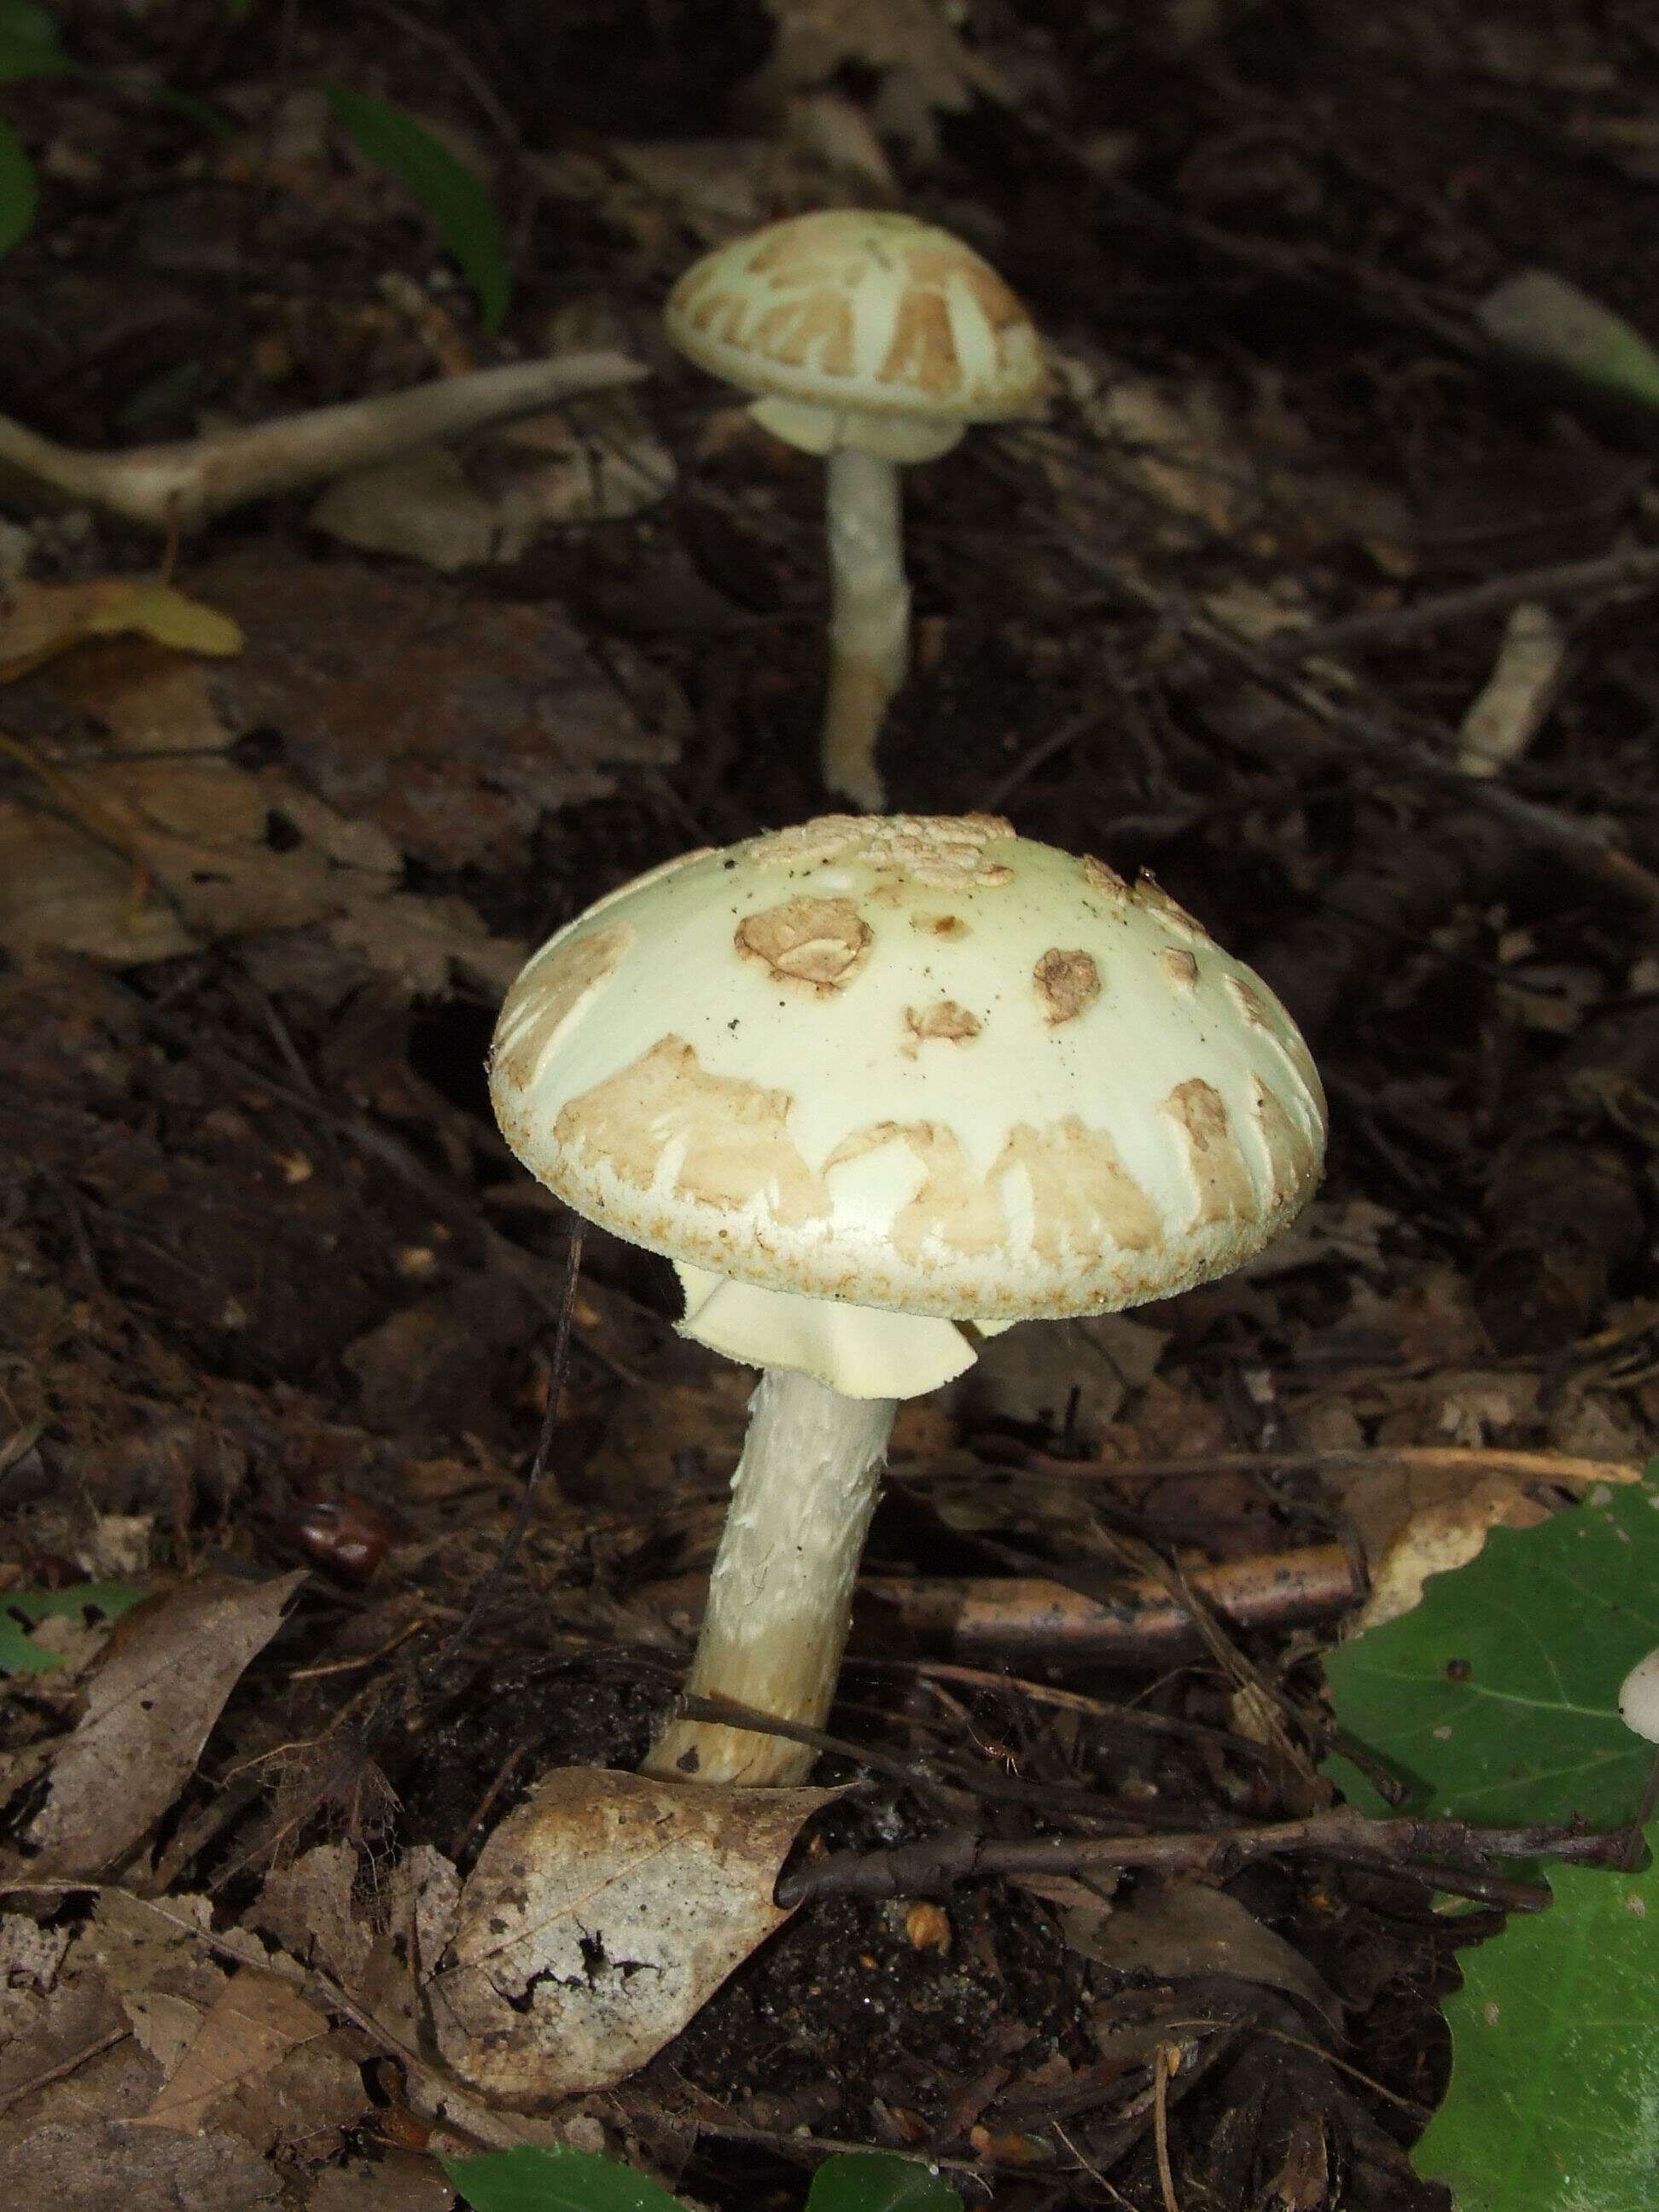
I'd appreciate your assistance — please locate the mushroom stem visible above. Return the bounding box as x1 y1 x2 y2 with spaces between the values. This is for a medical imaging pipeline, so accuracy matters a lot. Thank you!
643 1366 896 1787
820 445 908 812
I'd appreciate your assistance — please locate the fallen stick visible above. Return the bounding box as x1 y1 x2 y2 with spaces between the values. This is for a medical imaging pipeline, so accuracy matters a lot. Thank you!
1272 540 1659 662
643 1542 1363 1667
1016 1445 1642 1487
0 350 647 529
775 1802 1629 1907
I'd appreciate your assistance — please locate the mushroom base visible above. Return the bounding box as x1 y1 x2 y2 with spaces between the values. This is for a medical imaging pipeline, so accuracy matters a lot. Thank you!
642 1366 896 1787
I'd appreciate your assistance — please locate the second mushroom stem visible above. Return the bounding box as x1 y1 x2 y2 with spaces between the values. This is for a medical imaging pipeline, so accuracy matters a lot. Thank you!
643 1366 897 1788
821 444 908 812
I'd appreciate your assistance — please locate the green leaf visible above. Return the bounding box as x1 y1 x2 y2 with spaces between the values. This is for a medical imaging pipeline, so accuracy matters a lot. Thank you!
441 2145 685 2212
0 1580 148 1674
0 0 71 84
324 85 509 333
0 114 33 254
806 2151 964 2212
1324 1468 1659 1830
1413 1840 1659 2209
1479 270 1659 416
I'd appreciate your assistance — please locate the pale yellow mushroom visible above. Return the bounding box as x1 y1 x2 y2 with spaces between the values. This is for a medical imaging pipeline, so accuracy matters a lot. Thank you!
489 814 1326 1785
665 212 1047 810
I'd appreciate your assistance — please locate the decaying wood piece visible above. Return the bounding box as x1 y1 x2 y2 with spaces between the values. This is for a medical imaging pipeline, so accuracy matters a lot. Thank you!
0 351 646 530
644 1543 1363 1668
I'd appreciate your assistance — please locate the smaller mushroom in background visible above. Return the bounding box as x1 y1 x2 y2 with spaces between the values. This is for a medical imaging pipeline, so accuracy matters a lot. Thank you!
489 813 1326 1789
664 212 1046 811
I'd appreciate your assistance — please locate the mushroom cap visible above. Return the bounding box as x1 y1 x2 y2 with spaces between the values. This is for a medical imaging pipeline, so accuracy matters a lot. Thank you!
663 210 1046 434
489 814 1326 1327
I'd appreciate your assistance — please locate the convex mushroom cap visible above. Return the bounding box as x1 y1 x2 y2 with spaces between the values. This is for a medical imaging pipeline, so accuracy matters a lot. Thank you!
489 814 1326 1398
664 208 1047 462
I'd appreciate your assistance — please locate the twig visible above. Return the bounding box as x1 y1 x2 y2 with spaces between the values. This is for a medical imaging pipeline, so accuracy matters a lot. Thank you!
1050 532 1659 921
0 726 154 898
0 2025 131 2116
1276 542 1659 662
847 1542 1364 1662
894 1658 1275 1768
672 1690 1141 1824
774 1806 1628 1908
1017 1445 1642 1488
642 2102 988 2188
1152 2046 1181 2212
0 352 645 529
991 1522 1318 1778
447 1738 538 1860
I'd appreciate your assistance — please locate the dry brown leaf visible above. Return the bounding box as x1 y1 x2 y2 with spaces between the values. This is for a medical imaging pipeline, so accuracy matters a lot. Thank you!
1333 1451 1642 1630
0 578 242 680
85 1889 237 2009
0 740 521 990
1057 1881 1342 2027
201 558 681 873
9 1572 305 1878
136 1970 326 2136
253 1845 375 1988
0 2120 280 2211
430 1767 836 2104
355 1845 462 2053
0 1967 130 2112
0 610 547 987
0 1914 74 1997
50 643 232 753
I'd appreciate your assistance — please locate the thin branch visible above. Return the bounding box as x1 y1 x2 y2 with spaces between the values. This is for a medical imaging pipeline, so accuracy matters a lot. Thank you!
1014 1445 1643 1488
849 1541 1365 1662
1050 532 1659 921
0 2025 131 2117
775 1806 1629 1908
1277 541 1659 661
0 352 645 530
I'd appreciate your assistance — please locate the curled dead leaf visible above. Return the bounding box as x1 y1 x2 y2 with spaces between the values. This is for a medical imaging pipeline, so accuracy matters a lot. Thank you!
430 1767 837 2104
7 1571 305 1879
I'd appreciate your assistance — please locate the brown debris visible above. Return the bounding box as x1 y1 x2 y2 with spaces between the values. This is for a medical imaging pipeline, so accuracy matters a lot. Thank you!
3 1574 305 1881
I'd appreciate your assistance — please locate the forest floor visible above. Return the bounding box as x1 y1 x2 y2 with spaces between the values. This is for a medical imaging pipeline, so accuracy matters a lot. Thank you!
3 3 1659 2208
